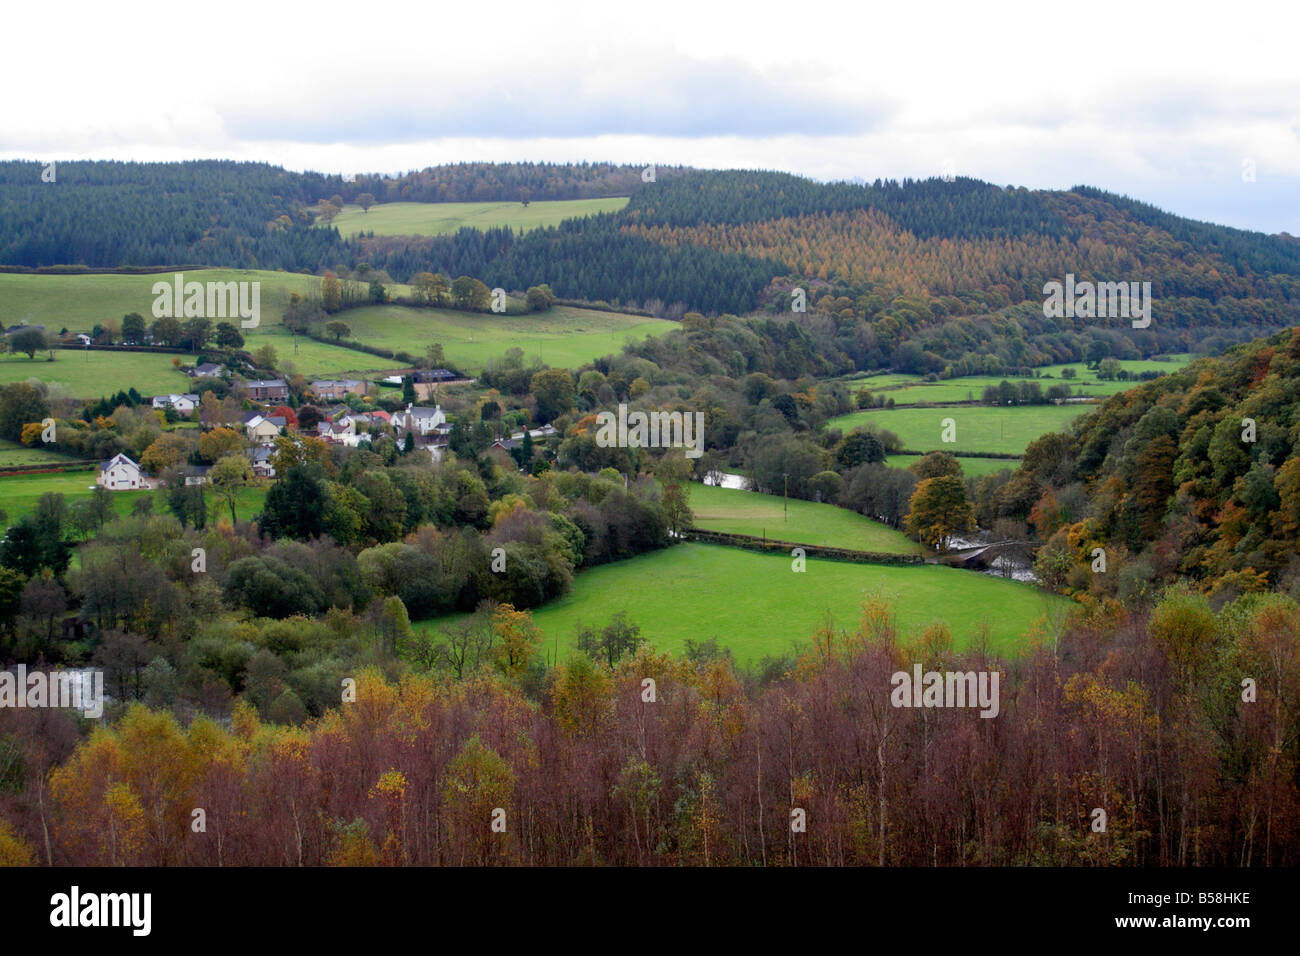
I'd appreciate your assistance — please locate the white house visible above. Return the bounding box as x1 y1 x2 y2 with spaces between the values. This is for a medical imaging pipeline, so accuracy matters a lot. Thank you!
317 419 356 443
391 404 445 436
250 446 275 478
97 453 145 491
151 393 200 414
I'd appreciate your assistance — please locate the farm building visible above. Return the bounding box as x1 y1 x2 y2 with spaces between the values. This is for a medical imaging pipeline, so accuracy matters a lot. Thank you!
381 368 459 385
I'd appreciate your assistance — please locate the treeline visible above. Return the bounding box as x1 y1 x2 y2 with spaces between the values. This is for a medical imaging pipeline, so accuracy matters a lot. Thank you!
336 162 688 204
1073 185 1300 277
622 169 1076 239
1 586 1295 866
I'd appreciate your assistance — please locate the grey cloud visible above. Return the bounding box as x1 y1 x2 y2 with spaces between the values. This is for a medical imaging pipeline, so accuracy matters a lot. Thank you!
222 56 893 142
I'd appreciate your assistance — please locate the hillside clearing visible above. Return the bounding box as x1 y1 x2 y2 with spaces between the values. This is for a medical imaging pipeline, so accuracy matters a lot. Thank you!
828 404 1088 456
333 198 629 237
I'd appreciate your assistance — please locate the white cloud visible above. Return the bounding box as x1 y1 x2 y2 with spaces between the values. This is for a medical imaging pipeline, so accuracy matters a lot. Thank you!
3 0 1298 232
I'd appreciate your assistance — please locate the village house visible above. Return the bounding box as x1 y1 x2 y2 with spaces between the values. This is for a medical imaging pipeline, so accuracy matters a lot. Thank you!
487 437 523 470
249 446 275 478
310 379 364 401
390 403 445 436
243 413 286 445
188 362 223 379
183 465 211 486
345 411 391 445
243 378 289 402
97 453 146 490
317 418 356 443
151 393 200 414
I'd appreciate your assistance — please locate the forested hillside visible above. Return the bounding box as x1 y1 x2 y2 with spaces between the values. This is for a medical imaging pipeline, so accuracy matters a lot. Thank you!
5 161 1300 372
988 328 1300 602
0 160 350 270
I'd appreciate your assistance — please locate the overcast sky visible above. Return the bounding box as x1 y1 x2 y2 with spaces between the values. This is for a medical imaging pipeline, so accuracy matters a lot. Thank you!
5 0 1297 233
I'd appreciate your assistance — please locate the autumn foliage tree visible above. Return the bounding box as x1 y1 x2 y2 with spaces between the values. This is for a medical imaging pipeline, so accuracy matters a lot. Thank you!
490 603 542 680
904 475 975 550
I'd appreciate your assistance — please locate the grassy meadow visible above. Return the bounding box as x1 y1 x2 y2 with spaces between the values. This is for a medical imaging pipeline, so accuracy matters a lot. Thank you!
688 482 923 553
323 303 673 373
844 355 1196 406
0 270 675 380
418 542 1066 664
0 439 86 467
828 404 1088 456
884 454 1021 479
0 269 321 331
0 349 199 399
0 470 268 530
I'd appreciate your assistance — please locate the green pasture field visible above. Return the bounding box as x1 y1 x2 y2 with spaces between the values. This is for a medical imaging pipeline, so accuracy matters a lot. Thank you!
0 439 87 467
0 350 199 399
0 269 321 331
319 303 674 373
0 271 672 379
241 329 397 380
416 542 1067 664
0 470 268 530
827 404 1088 456
687 482 923 553
842 356 1196 406
884 454 1021 479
